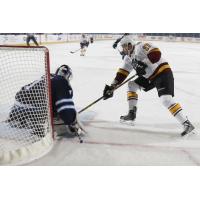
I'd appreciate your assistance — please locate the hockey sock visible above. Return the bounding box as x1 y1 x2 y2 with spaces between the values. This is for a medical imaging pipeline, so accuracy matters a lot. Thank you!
127 91 138 110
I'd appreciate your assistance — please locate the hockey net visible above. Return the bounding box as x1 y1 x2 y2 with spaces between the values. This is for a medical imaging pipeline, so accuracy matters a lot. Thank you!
0 46 54 165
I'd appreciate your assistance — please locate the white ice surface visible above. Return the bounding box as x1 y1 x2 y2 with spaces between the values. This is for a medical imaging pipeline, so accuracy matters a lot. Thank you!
27 40 200 165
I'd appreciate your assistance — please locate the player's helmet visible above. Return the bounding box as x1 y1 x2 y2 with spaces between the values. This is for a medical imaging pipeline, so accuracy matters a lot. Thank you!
120 36 135 55
120 36 135 47
55 65 73 81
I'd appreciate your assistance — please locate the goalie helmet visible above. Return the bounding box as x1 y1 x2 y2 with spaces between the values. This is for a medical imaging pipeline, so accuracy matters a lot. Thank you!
55 65 73 81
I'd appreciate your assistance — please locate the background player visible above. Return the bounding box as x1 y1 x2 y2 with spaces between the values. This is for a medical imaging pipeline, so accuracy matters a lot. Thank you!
80 34 89 56
26 33 39 46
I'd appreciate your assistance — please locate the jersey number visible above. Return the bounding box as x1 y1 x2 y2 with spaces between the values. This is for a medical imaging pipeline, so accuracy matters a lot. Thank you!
143 43 151 51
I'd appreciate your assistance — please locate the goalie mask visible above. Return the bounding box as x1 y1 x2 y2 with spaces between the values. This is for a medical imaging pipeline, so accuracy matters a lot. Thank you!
120 36 135 56
55 65 73 81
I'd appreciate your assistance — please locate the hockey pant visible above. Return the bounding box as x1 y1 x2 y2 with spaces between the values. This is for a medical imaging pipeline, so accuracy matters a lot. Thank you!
127 78 187 124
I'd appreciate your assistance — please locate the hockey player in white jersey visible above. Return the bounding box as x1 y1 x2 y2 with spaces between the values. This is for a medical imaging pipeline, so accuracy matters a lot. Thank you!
80 34 89 56
103 36 195 137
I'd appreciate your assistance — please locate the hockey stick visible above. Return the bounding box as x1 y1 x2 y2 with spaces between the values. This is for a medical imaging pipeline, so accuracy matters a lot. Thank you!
78 73 137 114
55 73 137 123
75 132 83 143
70 48 81 54
55 73 137 142
113 33 130 49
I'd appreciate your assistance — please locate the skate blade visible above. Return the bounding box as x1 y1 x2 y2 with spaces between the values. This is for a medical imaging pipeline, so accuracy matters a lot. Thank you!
181 129 197 139
120 119 135 126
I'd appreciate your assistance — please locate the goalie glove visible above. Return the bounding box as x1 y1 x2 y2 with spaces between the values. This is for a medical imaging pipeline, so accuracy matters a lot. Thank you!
69 112 86 135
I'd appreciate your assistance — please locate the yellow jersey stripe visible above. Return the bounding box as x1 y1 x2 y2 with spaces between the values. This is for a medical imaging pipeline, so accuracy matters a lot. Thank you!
117 68 129 77
149 63 170 80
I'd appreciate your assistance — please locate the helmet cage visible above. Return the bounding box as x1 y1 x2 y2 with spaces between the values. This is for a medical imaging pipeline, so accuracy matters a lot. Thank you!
120 37 134 55
56 65 73 81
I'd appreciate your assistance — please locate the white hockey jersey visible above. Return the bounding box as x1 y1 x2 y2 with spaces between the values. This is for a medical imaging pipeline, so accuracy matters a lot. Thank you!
121 42 170 80
80 35 89 44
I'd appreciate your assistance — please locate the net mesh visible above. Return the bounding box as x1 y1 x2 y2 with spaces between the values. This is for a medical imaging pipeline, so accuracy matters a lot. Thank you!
0 46 53 164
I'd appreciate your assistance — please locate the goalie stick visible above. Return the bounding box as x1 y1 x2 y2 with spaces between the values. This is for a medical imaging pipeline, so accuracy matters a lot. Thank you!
75 132 83 143
74 114 86 143
55 111 86 143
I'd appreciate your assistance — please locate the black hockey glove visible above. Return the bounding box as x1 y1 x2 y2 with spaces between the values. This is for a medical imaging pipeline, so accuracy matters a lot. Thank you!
132 59 148 76
103 84 115 100
68 123 78 133
68 120 84 137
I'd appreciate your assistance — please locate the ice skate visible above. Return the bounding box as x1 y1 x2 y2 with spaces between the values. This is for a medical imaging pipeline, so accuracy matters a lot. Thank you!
120 107 137 125
181 120 195 137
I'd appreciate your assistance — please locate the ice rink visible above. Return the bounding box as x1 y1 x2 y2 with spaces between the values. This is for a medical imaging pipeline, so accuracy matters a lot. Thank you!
27 39 200 166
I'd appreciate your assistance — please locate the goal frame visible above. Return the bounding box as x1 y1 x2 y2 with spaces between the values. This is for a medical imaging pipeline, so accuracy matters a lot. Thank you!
0 45 54 165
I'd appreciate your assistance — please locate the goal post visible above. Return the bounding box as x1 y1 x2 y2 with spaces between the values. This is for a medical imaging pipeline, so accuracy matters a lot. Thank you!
0 45 54 165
